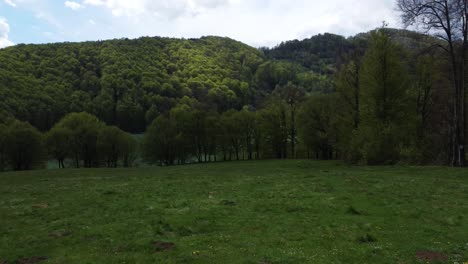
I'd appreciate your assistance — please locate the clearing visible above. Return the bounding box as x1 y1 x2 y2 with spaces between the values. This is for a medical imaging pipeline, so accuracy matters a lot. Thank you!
0 160 467 263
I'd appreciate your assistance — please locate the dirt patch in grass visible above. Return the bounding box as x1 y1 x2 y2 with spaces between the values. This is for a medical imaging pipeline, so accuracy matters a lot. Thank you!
0 259 8 264
415 251 447 263
152 241 175 252
49 230 72 238
15 256 47 264
32 203 48 209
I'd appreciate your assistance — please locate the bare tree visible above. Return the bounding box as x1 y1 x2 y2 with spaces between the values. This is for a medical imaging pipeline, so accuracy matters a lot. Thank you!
397 0 467 166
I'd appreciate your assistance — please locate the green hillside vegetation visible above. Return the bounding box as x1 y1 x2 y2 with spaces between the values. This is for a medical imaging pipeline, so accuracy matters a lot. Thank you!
0 36 264 132
0 27 466 168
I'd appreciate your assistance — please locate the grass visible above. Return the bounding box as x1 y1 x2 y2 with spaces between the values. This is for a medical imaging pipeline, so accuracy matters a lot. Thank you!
0 160 467 263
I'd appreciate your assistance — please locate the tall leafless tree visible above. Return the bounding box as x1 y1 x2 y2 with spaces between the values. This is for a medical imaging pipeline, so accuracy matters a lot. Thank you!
397 0 467 166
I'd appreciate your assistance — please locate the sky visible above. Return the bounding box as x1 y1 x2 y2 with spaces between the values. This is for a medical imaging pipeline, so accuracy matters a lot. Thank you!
0 0 401 49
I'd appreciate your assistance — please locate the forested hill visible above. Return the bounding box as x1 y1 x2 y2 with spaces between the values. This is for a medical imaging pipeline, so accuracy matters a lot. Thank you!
0 36 265 132
262 33 355 75
262 29 435 75
0 29 432 133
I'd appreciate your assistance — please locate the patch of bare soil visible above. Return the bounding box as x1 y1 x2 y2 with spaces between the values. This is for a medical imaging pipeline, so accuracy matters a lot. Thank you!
152 241 175 252
415 251 448 263
32 203 48 209
48 230 72 238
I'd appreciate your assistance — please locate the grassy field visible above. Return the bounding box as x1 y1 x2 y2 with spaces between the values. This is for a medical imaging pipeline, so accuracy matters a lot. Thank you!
0 160 467 264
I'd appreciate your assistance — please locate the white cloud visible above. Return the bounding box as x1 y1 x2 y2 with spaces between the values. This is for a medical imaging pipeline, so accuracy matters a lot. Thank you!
3 0 28 7
77 0 399 47
83 0 104 6
4 0 17 7
35 11 63 28
65 1 83 10
82 0 231 18
0 17 14 48
1 0 401 47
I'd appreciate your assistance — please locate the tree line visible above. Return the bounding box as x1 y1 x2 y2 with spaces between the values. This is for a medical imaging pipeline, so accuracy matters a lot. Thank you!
0 112 137 171
0 27 464 170
0 0 466 169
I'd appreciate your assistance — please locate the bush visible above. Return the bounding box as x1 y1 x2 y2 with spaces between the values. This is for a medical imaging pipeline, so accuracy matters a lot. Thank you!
4 120 45 170
143 116 179 165
0 123 8 171
97 126 138 167
53 112 103 168
46 127 72 168
120 132 138 167
349 123 401 165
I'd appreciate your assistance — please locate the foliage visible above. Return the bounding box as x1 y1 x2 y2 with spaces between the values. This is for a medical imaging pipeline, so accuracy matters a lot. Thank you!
397 0 468 167
297 93 339 160
263 33 354 74
143 116 180 165
0 123 7 171
0 37 264 133
347 30 412 164
52 112 104 168
45 127 72 169
3 120 45 170
97 126 138 168
0 28 465 166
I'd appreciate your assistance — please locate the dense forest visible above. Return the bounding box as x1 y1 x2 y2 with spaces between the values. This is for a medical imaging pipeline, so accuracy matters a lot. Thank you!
0 5 467 170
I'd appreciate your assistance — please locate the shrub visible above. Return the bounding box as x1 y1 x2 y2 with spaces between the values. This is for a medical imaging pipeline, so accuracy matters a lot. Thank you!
4 120 45 170
143 116 179 165
97 126 138 167
53 112 103 168
46 127 72 168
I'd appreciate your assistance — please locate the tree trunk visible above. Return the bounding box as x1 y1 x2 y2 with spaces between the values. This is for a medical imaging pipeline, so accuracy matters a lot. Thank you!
290 105 296 159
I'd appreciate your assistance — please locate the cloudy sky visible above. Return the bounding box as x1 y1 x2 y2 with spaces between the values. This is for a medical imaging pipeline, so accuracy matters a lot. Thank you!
0 0 400 49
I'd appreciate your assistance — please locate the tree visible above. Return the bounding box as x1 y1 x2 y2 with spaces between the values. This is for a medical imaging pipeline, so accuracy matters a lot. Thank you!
53 112 103 168
220 110 244 161
46 127 72 168
169 103 197 164
207 85 237 112
238 108 256 160
350 29 412 164
205 112 221 161
4 120 45 170
337 60 362 130
120 132 138 167
260 97 289 159
98 126 123 168
297 94 339 160
0 123 8 171
143 116 179 165
97 126 138 167
275 82 305 158
398 0 468 166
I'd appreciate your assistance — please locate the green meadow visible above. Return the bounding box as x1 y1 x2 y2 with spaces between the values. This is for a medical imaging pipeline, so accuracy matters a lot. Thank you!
0 160 467 263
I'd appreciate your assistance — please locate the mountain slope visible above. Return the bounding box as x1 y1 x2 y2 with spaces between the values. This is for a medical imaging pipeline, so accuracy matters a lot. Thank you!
0 36 264 132
0 29 436 132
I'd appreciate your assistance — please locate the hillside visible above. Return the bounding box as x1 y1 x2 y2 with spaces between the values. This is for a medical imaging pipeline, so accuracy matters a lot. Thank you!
263 28 437 74
0 29 436 132
262 33 355 75
0 36 264 132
